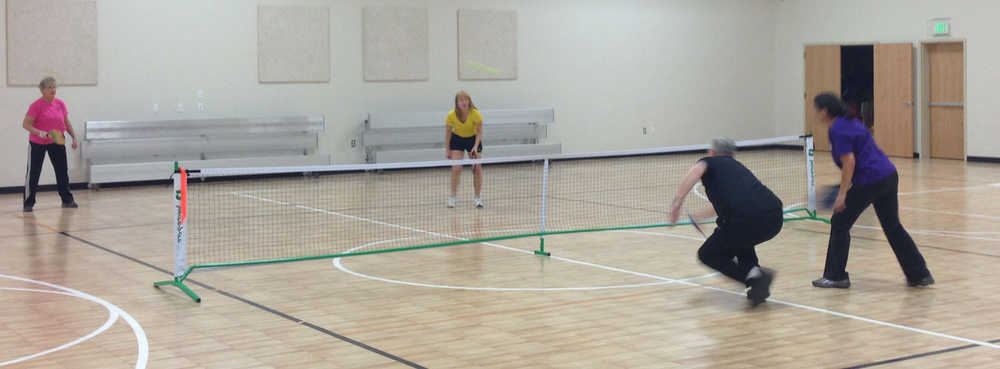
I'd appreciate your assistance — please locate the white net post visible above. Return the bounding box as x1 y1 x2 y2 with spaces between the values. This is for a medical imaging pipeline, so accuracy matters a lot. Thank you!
155 166 201 303
173 171 188 278
805 135 817 215
535 159 551 256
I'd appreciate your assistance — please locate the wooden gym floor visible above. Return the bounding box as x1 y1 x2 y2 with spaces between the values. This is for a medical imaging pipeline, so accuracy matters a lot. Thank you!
2 156 1000 368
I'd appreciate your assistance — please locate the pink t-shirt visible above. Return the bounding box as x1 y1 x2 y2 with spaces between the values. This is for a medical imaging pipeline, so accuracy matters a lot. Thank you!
26 97 68 144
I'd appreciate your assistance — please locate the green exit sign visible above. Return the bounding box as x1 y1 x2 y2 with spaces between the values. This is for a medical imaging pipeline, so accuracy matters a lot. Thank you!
934 22 949 35
930 18 951 36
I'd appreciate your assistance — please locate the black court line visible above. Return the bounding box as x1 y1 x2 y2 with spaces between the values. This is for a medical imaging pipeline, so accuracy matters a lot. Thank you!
3 231 64 239
61 232 173 275
843 338 1000 368
793 227 1000 259
58 231 428 369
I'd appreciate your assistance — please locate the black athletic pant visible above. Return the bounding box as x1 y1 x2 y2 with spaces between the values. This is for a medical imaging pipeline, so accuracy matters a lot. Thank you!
24 142 74 208
698 209 783 285
822 172 930 282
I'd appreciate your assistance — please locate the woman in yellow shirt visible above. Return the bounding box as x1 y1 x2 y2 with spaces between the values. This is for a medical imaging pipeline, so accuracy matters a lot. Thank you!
445 91 484 208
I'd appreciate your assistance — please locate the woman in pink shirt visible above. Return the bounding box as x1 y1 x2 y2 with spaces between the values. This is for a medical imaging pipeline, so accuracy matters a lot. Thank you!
22 76 78 212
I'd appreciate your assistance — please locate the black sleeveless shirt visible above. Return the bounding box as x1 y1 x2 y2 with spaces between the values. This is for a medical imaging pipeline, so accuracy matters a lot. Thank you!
699 156 782 221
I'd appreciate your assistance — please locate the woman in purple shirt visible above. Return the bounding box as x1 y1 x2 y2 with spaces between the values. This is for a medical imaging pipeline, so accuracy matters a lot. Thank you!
811 93 933 289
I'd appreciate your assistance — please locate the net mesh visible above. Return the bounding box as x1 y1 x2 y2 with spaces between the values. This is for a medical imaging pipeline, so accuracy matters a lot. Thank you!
183 136 809 268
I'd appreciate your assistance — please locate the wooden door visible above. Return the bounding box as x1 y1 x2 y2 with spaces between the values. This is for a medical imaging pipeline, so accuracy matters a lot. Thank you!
805 45 841 151
927 42 965 159
873 43 914 157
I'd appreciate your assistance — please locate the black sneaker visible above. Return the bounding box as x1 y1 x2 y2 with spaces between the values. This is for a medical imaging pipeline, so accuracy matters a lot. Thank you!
61 202 78 208
812 277 851 288
23 206 33 213
907 275 935 287
747 268 776 307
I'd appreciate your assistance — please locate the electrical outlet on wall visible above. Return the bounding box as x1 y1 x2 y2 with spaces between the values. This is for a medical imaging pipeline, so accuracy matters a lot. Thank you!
350 138 358 148
176 102 185 113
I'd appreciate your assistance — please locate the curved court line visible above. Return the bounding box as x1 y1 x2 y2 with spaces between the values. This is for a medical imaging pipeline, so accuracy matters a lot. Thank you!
0 275 148 369
334 263 677 291
334 232 718 291
479 239 1000 350
248 191 1000 351
0 287 119 368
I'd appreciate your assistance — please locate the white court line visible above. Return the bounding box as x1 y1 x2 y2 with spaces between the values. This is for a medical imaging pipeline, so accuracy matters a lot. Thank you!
0 288 118 367
447 236 1000 350
239 193 1000 351
335 265 679 291
784 202 807 211
236 193 471 243
910 230 1000 236
479 243 1000 350
854 225 1000 243
900 206 1000 221
455 229 535 235
898 183 1000 196
333 236 718 291
619 229 706 242
692 185 709 202
695 285 1000 349
236 192 716 288
0 275 149 369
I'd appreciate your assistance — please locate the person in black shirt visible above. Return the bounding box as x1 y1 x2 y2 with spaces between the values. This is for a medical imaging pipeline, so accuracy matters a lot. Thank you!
669 138 784 306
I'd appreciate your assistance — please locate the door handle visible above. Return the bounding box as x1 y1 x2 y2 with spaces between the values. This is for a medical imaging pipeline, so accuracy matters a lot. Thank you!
929 101 964 107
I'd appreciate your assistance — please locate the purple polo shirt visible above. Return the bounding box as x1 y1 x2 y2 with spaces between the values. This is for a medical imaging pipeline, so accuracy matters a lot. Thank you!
829 117 896 184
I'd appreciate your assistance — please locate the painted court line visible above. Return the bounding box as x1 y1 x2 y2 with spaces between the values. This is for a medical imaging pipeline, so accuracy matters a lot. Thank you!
898 182 1000 196
696 284 1000 350
843 337 1000 368
15 215 427 369
242 193 1000 351
334 235 718 291
0 287 118 367
899 206 1000 221
0 274 149 369
341 287 674 336
853 225 1000 243
237 193 698 286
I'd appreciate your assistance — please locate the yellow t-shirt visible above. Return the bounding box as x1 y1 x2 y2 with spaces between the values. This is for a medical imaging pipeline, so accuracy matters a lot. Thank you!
446 109 482 138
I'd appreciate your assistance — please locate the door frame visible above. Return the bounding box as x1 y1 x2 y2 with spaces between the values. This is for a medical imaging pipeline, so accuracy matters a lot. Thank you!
918 39 967 160
802 43 841 151
803 41 918 154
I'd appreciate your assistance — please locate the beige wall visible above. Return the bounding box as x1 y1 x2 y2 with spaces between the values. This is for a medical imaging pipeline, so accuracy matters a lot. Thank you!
774 0 1000 158
1 0 780 187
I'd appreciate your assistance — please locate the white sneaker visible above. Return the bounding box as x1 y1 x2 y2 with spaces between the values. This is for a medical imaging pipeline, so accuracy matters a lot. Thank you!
447 197 456 208
473 197 484 209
